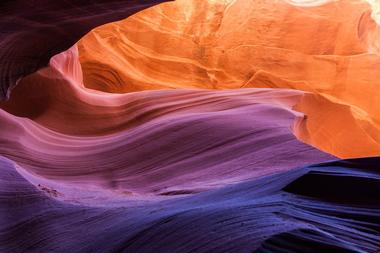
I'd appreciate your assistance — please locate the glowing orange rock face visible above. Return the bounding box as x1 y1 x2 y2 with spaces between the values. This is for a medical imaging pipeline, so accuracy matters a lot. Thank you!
78 0 380 158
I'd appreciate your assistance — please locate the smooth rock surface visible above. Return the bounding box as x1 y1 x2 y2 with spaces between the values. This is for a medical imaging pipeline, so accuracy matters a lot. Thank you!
77 0 380 158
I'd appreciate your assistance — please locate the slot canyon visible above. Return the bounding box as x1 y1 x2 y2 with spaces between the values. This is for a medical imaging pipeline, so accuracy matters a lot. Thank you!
0 0 379 252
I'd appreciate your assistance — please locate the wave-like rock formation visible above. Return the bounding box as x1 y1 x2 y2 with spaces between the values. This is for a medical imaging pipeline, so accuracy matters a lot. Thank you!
0 46 334 201
1 0 380 252
1 155 379 252
78 0 380 158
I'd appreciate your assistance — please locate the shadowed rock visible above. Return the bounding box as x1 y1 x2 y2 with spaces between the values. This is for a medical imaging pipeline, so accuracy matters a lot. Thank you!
0 0 170 99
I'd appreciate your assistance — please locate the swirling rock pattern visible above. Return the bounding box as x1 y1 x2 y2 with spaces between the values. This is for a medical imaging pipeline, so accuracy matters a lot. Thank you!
0 0 380 252
1 155 379 252
0 46 333 201
78 0 380 158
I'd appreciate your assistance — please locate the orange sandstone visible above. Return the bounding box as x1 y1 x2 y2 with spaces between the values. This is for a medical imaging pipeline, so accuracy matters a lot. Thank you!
77 0 380 158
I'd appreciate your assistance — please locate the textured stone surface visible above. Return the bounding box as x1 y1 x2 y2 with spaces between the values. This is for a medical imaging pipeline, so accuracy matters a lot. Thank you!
1 1 380 252
77 0 380 158
0 155 379 252
0 46 334 199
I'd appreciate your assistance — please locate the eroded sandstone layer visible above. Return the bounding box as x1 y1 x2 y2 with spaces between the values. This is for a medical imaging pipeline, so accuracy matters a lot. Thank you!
78 0 380 158
0 1 380 252
0 46 334 199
